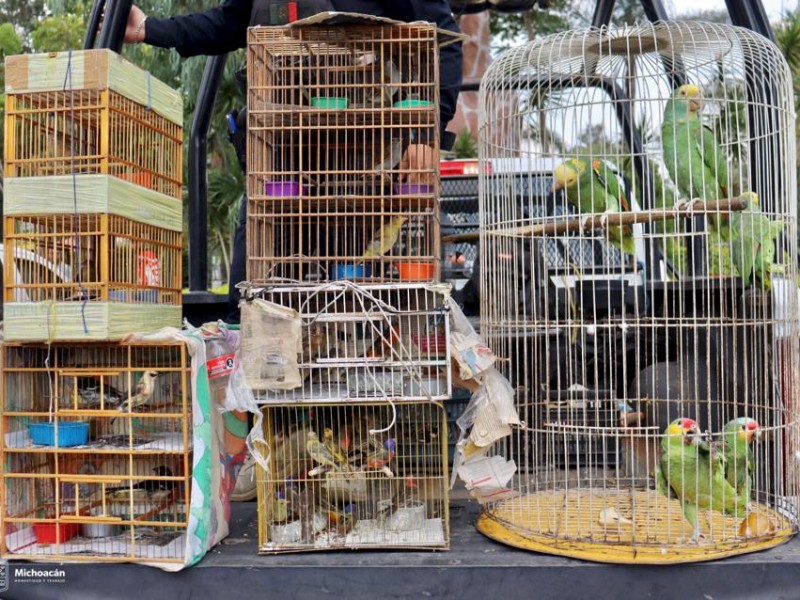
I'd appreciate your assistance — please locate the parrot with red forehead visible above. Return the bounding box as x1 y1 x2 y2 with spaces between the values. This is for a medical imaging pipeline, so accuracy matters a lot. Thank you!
721 417 760 504
656 417 747 542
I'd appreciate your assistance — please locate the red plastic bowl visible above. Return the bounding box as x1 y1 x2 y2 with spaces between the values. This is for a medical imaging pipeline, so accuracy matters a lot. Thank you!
33 521 80 544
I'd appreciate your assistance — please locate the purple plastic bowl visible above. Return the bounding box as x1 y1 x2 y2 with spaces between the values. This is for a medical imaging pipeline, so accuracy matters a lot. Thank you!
394 183 433 196
264 180 305 197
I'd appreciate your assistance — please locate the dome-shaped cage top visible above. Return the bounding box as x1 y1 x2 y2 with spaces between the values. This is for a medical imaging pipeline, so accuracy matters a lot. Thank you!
472 21 800 564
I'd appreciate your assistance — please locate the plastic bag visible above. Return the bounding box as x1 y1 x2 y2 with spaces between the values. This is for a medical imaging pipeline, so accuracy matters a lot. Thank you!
240 298 303 391
448 299 496 380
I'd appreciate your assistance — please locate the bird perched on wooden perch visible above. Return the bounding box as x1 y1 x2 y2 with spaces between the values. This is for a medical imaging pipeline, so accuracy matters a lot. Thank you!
730 192 784 291
551 158 635 256
106 465 175 500
369 138 404 179
307 430 351 476
369 60 403 107
363 216 407 258
73 377 124 409
118 371 159 413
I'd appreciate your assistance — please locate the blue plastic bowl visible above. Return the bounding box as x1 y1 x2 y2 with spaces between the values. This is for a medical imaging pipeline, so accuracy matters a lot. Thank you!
29 422 90 447
334 264 371 280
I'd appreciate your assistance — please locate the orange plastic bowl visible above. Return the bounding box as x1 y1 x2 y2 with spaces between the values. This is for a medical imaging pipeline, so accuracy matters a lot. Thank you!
397 262 435 281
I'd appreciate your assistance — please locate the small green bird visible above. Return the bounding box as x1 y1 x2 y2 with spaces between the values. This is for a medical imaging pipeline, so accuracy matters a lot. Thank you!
656 417 747 542
363 216 408 258
720 417 760 504
552 158 635 256
730 192 784 290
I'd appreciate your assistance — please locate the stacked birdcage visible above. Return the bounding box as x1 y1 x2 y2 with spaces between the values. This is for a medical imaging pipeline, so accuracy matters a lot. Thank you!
244 281 453 551
246 19 443 283
3 49 183 340
244 16 459 551
0 341 192 565
474 22 799 564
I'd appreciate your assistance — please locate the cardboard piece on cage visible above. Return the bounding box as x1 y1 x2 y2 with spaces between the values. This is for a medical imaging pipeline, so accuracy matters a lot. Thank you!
4 49 183 125
285 12 468 47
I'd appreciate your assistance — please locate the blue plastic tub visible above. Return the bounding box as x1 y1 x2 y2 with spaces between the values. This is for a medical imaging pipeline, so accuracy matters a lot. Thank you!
29 422 90 447
334 264 371 280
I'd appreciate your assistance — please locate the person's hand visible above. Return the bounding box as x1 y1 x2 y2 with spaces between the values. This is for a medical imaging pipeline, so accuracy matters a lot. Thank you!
123 4 147 44
400 143 438 185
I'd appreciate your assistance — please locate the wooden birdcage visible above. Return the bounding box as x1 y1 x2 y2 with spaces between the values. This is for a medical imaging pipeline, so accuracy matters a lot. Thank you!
473 22 800 564
240 282 452 403
245 18 453 284
1 341 192 565
4 49 183 199
256 401 449 552
247 19 440 196
246 196 439 283
2 210 182 341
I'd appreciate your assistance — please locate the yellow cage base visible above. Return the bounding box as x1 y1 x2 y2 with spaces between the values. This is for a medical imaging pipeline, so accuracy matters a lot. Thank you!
476 489 795 565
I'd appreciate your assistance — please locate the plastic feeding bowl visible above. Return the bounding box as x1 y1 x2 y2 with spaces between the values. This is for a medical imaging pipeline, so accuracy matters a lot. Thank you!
397 262 435 281
264 180 307 197
33 521 81 544
29 422 89 447
394 183 433 196
310 96 348 109
393 98 433 108
334 264 371 280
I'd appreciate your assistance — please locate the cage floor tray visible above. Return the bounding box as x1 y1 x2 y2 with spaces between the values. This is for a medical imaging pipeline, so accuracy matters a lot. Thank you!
476 489 795 564
4 528 187 564
260 517 446 553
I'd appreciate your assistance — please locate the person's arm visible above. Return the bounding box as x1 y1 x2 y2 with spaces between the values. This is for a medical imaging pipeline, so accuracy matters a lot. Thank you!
126 0 251 57
411 0 463 151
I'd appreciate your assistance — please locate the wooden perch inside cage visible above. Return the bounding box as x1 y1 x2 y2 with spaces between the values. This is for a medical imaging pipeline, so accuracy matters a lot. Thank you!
496 197 750 238
443 197 750 244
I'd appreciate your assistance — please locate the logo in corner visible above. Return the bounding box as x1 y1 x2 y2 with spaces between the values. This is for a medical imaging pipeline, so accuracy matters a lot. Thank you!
0 559 9 593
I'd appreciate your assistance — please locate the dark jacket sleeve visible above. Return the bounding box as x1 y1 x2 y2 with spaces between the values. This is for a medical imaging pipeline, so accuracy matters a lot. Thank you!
144 0 251 57
411 0 463 150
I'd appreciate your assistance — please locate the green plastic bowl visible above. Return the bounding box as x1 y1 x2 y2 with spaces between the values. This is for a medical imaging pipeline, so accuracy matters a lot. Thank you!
394 98 433 108
310 96 348 109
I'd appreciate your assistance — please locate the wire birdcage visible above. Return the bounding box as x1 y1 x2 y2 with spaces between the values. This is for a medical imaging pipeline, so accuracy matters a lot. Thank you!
1 341 192 565
2 212 183 341
240 282 452 402
256 401 449 552
246 20 444 283
4 50 183 198
475 21 799 563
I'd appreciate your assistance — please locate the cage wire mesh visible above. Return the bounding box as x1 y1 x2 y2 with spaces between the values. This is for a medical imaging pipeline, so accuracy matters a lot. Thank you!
475 21 800 563
255 401 449 552
246 23 441 283
1 342 192 564
241 282 452 402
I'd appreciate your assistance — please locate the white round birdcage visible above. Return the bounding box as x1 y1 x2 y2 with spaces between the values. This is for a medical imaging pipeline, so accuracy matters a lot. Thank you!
475 21 800 563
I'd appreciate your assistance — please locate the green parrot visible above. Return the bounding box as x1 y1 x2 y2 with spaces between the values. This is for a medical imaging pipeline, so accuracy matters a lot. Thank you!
720 417 760 504
661 84 732 273
655 417 747 542
552 158 636 256
730 192 784 291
